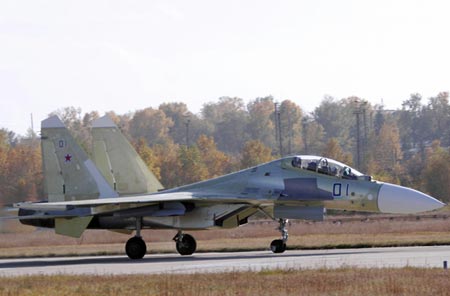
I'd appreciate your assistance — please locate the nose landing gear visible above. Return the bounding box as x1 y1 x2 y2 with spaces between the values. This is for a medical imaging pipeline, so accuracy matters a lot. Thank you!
270 218 288 253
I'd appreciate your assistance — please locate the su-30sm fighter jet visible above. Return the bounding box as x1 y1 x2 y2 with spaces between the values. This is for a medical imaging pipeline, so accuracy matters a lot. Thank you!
14 115 445 259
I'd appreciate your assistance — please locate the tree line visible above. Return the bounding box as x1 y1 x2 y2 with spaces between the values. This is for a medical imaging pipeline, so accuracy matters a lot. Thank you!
1 93 450 205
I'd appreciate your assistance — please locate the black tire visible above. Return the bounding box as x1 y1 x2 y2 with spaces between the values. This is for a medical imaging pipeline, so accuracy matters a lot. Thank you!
176 233 197 256
270 239 286 253
125 236 147 259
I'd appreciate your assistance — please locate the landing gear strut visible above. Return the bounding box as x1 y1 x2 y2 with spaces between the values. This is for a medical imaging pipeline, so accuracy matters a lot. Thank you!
270 218 288 253
125 217 147 260
173 231 197 255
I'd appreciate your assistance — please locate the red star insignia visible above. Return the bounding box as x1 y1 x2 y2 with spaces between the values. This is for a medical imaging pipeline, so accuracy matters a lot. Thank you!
65 154 72 162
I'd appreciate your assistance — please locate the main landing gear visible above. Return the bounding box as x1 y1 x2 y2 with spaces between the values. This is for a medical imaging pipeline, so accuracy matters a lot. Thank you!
270 218 288 253
126 217 147 260
173 231 197 255
125 217 198 259
126 236 147 259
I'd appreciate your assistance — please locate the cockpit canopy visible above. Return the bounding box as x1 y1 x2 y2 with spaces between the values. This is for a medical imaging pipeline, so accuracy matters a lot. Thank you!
288 155 372 181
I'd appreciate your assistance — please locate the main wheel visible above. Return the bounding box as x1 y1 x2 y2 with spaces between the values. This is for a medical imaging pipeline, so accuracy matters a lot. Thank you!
270 239 286 253
125 236 147 259
176 233 197 255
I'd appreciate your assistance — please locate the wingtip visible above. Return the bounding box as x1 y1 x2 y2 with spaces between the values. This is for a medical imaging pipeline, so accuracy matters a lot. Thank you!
92 115 117 128
41 115 65 129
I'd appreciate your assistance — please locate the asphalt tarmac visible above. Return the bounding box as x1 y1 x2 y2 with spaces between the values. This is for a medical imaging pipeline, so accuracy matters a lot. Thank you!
1 246 449 276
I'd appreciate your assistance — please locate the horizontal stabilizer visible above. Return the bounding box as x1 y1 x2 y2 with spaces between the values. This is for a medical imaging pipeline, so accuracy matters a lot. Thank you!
14 192 196 211
55 216 93 238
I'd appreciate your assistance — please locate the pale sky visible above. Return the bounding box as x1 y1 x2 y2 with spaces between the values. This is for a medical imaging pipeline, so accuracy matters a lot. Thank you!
0 0 449 136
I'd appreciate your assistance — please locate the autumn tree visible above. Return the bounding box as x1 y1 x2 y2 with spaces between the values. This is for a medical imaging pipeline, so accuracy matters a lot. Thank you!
420 140 450 202
279 100 303 155
314 96 355 148
0 131 42 204
129 107 174 146
372 107 386 137
3 93 450 203
159 102 207 146
240 140 273 169
366 121 403 183
314 96 376 168
133 138 161 180
247 97 276 151
302 117 326 155
0 130 10 204
322 138 353 165
398 93 423 151
427 92 450 146
158 102 190 145
397 93 450 154
152 141 180 188
176 145 209 185
202 97 249 153
196 135 232 178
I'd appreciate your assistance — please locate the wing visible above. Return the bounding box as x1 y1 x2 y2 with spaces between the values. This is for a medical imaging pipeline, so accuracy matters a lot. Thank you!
16 192 192 216
14 191 254 218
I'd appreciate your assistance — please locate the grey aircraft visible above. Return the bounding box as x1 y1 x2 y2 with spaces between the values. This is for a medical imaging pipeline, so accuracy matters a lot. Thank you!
14 115 445 259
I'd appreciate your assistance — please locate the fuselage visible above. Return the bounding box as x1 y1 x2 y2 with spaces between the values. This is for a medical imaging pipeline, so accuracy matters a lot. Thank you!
20 155 445 231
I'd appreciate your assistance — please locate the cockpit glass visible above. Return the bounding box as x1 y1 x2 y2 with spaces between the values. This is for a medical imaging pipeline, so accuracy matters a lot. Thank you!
290 155 365 179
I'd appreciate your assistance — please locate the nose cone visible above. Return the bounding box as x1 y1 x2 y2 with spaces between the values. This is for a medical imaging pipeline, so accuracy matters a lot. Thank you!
378 183 445 214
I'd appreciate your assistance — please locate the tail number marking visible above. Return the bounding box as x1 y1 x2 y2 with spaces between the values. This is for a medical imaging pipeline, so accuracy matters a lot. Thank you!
333 183 349 197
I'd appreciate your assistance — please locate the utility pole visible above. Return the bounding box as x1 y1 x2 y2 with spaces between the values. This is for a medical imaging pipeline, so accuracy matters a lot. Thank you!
184 115 190 146
274 102 278 153
30 113 36 142
353 99 362 169
287 110 292 155
302 116 311 154
274 102 283 156
353 99 368 170
362 102 368 163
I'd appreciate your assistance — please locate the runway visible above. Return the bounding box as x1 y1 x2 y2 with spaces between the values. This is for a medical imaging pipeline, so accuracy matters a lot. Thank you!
1 246 449 276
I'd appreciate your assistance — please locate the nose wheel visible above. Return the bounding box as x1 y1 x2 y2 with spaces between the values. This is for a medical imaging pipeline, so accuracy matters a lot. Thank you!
270 218 288 253
174 231 197 255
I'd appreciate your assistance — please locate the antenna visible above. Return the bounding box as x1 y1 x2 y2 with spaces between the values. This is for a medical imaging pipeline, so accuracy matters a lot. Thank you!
30 113 34 132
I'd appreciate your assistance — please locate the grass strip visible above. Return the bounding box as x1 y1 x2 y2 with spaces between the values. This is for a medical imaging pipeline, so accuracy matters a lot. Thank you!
1 238 450 259
1 267 450 295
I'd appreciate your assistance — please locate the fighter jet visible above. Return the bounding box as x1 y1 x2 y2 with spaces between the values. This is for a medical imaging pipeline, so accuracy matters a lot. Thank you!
14 115 445 259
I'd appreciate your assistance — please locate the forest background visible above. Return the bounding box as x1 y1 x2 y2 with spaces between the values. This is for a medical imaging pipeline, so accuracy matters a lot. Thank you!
1 92 450 206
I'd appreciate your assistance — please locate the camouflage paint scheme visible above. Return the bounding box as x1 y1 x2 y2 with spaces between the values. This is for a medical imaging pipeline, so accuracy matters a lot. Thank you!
14 115 444 258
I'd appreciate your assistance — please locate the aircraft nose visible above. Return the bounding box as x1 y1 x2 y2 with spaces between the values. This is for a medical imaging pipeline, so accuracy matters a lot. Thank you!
378 183 445 214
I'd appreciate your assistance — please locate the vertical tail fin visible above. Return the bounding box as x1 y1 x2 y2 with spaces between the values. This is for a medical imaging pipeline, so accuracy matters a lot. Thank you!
41 116 118 202
91 115 164 195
